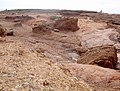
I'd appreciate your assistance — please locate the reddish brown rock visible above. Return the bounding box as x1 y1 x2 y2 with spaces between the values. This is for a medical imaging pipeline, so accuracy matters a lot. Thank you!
32 24 51 34
54 18 79 31
77 45 118 69
0 26 7 37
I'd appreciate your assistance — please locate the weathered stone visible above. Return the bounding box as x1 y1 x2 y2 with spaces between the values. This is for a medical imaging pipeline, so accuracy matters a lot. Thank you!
54 18 79 31
77 45 118 69
81 29 117 49
53 29 59 32
32 24 51 34
0 26 7 37
6 31 14 36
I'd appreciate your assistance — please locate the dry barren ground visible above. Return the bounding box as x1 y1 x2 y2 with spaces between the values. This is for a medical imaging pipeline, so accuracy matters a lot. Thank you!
0 11 120 91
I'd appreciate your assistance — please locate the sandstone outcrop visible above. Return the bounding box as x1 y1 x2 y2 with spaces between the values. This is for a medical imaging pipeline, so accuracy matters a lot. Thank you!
32 24 52 34
77 45 118 69
54 18 79 31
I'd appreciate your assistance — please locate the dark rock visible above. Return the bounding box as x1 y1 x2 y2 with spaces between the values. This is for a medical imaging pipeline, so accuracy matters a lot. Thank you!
0 26 7 37
32 24 51 34
6 31 14 36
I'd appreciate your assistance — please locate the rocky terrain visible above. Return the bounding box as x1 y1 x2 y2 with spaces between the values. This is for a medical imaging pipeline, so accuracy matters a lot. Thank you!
0 9 120 91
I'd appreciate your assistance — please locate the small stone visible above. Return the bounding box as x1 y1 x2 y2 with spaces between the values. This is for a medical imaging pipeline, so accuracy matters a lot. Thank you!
6 31 14 36
53 29 59 32
43 80 49 86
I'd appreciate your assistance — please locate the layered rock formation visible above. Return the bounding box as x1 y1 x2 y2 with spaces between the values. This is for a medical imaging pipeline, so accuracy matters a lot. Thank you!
80 29 118 49
77 45 118 69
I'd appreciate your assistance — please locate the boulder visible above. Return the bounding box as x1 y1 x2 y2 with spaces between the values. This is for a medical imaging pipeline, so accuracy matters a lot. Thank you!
32 24 51 34
6 31 14 36
77 45 118 69
0 26 7 37
54 18 79 31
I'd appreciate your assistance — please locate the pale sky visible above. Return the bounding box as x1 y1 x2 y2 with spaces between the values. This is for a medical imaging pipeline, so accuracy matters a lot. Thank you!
0 0 120 14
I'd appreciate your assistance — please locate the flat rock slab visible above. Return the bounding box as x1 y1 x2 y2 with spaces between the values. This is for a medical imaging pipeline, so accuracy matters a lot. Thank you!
81 29 118 49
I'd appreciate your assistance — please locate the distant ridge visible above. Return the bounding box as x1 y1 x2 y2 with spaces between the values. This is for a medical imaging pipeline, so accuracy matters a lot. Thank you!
0 9 98 14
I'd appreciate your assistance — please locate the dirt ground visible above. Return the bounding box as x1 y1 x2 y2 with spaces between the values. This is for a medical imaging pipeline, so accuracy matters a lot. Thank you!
0 13 108 63
0 11 120 91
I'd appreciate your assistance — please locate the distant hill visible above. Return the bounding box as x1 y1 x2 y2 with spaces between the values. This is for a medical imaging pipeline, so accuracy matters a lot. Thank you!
0 9 98 14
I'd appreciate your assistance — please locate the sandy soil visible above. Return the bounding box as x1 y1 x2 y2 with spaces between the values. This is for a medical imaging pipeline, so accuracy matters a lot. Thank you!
0 12 120 91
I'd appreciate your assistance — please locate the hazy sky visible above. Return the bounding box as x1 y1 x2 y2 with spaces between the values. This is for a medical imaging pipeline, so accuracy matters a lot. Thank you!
0 0 120 14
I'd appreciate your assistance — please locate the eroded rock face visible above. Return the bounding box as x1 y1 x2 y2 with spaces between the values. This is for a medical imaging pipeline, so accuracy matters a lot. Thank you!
77 45 118 69
32 24 52 34
54 18 79 31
